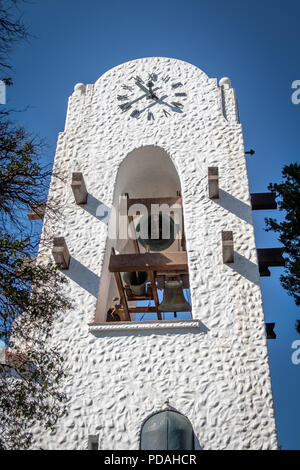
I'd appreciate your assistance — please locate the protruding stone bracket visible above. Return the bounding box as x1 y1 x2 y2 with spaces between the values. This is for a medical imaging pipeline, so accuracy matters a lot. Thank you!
222 231 234 264
27 202 46 220
257 248 285 277
208 167 219 199
250 193 277 211
265 322 276 339
71 172 88 205
52 237 70 269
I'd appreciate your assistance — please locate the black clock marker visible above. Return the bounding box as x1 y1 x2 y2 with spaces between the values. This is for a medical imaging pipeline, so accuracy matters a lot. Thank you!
119 102 131 111
134 75 144 84
122 85 133 91
172 82 183 89
171 101 183 107
148 73 158 82
175 92 187 97
163 109 170 117
117 94 129 101
147 111 154 121
162 75 170 83
130 109 140 118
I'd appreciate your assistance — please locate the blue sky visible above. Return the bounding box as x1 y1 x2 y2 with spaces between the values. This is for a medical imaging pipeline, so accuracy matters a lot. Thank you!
5 0 299 450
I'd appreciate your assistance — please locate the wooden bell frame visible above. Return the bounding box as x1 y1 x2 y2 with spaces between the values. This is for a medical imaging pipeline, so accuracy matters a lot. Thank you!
108 192 190 322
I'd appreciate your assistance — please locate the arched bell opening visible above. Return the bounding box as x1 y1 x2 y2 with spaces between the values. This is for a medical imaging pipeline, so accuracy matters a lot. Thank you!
95 145 192 323
139 409 195 450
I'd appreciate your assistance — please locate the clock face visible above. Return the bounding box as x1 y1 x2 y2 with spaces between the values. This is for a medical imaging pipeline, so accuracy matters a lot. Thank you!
117 72 187 120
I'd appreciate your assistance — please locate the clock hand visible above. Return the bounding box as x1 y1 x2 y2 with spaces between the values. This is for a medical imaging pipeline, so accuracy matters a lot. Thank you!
119 87 161 111
133 85 160 101
135 81 151 95
135 81 160 98
137 95 169 114
119 92 149 110
147 81 159 100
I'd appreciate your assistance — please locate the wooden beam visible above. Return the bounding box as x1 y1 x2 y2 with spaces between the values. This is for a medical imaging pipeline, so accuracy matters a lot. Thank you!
111 248 130 321
52 237 70 269
250 193 277 210
118 306 159 314
257 248 285 277
208 167 219 199
222 231 234 264
109 252 188 273
117 305 193 314
124 193 140 254
27 202 46 220
113 272 130 321
124 284 153 301
259 265 271 277
257 248 285 266
71 172 88 205
124 197 182 214
181 203 186 251
149 270 162 320
265 322 276 339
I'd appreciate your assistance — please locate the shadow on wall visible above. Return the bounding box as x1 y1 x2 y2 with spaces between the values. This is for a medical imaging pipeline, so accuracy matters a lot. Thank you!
215 189 252 224
228 251 260 286
81 194 111 225
65 257 100 298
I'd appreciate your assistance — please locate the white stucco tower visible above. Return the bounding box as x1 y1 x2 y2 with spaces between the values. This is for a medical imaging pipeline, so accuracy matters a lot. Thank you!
32 57 278 450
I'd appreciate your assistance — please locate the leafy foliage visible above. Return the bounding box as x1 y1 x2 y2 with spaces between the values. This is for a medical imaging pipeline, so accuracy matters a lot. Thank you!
0 121 72 450
265 163 300 306
0 0 72 450
0 239 71 448
0 120 52 229
0 0 28 74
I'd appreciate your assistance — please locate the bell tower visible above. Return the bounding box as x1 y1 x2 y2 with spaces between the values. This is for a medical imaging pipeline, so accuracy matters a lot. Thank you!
31 58 278 450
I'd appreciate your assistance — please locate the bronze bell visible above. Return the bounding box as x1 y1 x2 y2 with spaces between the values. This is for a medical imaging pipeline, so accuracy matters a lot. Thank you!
122 271 149 296
158 280 191 312
135 214 176 252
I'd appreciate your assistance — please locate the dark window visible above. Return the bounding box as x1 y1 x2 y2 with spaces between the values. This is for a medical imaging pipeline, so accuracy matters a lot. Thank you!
88 435 99 450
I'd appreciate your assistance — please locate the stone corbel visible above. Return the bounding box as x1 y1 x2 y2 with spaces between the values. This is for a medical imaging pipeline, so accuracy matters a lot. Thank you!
222 231 234 264
71 172 88 205
208 167 219 199
52 237 70 269
265 322 276 339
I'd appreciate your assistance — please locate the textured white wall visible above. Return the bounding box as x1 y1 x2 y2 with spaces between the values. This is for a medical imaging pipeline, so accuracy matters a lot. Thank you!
31 57 278 450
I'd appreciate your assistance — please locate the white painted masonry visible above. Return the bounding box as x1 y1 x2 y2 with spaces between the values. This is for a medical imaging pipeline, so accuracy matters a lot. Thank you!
31 57 278 450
